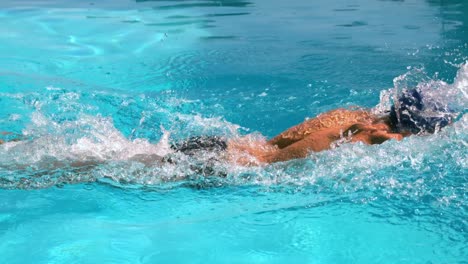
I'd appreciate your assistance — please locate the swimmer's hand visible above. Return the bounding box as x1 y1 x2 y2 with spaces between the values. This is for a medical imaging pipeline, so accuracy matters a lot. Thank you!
345 123 404 144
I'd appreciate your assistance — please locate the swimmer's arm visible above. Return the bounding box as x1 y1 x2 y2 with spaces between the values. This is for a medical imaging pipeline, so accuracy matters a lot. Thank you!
263 129 340 163
68 154 164 168
267 126 305 149
263 125 405 163
268 113 333 148
345 124 405 145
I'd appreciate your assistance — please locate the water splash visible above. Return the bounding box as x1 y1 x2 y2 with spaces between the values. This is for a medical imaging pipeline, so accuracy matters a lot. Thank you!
0 64 466 195
373 62 467 122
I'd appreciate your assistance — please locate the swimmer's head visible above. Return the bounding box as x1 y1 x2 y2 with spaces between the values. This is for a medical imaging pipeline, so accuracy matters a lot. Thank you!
389 88 454 133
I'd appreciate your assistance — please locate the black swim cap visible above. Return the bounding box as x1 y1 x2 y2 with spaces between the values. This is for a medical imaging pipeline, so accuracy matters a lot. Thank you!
389 89 454 133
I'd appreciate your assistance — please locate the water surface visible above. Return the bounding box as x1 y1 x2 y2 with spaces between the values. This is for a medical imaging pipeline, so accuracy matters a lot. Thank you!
0 0 467 263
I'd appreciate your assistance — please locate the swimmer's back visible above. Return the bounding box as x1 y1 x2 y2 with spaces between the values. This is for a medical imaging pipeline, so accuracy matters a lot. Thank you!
268 109 376 149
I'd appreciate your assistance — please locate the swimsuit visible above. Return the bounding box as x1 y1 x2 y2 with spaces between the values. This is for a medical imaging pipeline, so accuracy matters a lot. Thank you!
171 136 228 155
170 136 228 177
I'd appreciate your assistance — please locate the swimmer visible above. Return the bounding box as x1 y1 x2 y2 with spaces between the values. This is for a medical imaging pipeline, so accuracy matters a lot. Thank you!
0 89 456 166
172 88 456 165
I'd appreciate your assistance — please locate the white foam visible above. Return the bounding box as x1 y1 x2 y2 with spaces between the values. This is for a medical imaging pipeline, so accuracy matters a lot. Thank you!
453 61 468 99
373 62 468 116
0 64 466 193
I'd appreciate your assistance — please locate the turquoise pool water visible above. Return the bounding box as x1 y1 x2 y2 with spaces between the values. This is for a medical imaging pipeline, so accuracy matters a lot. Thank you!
0 0 467 263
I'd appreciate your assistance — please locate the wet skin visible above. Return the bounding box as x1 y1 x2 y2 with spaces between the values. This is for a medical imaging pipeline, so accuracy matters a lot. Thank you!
227 109 409 164
0 109 409 166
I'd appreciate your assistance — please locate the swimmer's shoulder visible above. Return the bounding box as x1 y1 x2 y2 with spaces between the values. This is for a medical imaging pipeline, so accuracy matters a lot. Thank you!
315 107 375 126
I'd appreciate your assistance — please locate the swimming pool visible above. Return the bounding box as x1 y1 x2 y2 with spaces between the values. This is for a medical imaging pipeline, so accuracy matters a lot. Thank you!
0 0 467 263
